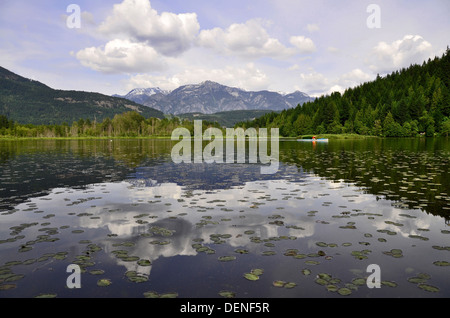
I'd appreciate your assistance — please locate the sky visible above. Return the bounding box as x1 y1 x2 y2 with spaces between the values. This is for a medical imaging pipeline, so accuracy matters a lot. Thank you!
1 0 449 97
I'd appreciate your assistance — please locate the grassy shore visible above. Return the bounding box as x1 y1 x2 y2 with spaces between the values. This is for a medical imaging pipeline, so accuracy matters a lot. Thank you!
0 135 175 141
296 134 381 140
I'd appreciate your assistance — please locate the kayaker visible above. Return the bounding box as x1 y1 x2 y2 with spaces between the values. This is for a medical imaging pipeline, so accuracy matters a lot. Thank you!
312 136 316 140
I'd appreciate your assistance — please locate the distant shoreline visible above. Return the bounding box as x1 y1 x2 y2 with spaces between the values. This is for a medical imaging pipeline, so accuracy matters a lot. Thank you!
0 134 439 141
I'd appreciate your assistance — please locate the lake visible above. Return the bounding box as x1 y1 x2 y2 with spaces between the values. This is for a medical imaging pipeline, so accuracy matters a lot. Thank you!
0 138 448 298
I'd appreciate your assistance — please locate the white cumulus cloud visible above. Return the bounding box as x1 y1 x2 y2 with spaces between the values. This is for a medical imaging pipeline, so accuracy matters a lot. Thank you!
76 39 167 73
368 35 434 74
289 36 316 54
97 0 200 57
197 19 297 59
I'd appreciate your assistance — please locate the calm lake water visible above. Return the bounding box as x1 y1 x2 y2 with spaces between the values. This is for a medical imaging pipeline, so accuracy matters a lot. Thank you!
0 138 448 298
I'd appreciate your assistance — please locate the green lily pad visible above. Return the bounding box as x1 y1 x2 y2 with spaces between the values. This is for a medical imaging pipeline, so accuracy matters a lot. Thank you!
305 260 320 265
408 235 429 241
219 290 236 298
143 291 160 298
418 284 439 292
326 284 339 292
284 282 297 289
352 278 366 286
315 278 328 286
0 283 16 290
383 249 403 258
337 287 352 296
137 259 152 266
5 274 25 282
301 269 312 276
273 280 286 287
97 278 112 287
408 277 428 284
119 256 140 262
89 269 105 275
433 261 450 266
34 293 57 298
160 292 178 298
251 268 264 276
127 275 148 283
381 281 398 287
244 273 260 281
317 273 332 281
218 256 236 262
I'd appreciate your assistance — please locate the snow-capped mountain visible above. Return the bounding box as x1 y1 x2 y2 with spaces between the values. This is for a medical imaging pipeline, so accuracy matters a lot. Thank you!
113 87 170 105
116 81 314 115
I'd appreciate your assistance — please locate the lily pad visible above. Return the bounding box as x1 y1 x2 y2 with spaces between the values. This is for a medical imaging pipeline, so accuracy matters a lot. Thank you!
251 268 264 276
137 259 152 266
433 261 450 266
326 284 339 292
284 282 297 289
218 256 236 262
408 277 428 284
219 290 236 298
160 292 178 298
97 278 112 287
337 287 352 296
305 260 320 265
315 278 328 286
34 293 57 298
0 284 16 290
243 273 260 281
301 269 312 276
352 278 366 286
381 281 398 288
273 280 286 287
418 284 440 292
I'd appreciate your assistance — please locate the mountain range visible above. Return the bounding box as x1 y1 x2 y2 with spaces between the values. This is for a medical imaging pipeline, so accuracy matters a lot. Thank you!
114 80 314 115
0 65 313 126
0 66 164 125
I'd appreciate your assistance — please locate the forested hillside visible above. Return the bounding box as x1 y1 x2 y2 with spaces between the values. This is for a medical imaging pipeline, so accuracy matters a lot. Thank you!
0 66 164 125
237 48 450 137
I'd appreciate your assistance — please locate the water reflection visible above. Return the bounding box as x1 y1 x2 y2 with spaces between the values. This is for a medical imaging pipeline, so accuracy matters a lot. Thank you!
0 138 449 298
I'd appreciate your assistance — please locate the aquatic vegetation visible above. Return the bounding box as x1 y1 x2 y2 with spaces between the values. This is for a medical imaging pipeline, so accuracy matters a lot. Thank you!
137 259 152 266
125 271 148 283
337 288 352 296
97 278 112 287
244 273 260 281
218 256 236 262
433 261 450 266
383 249 404 258
219 290 236 298
34 293 57 298
0 138 449 298
418 284 440 292
351 250 371 260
